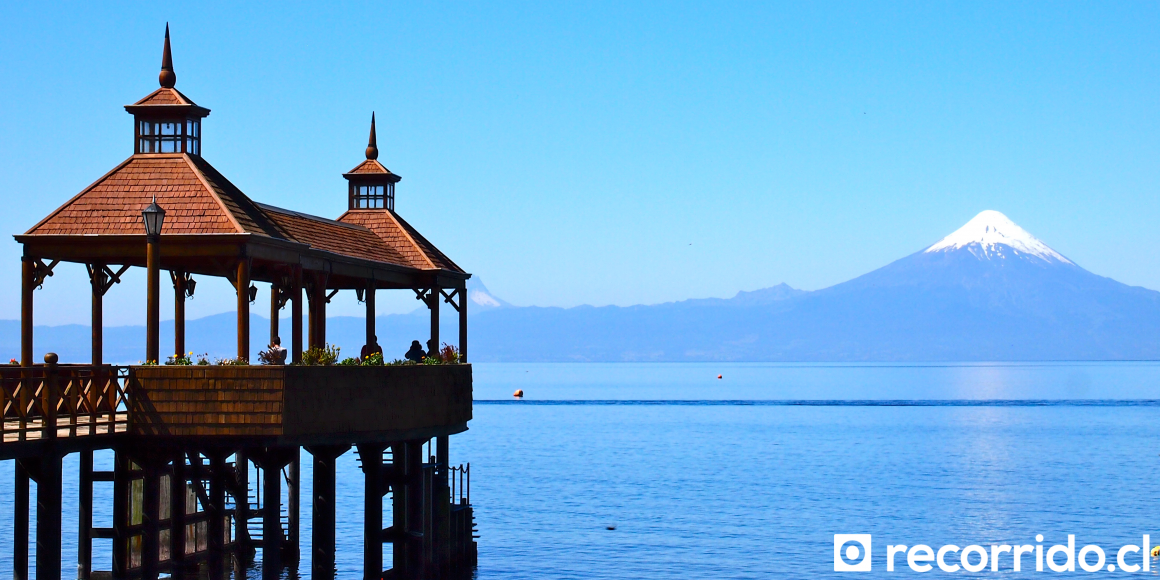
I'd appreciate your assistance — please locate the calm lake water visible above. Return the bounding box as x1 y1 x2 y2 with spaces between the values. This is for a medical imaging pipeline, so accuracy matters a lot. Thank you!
3 362 1160 578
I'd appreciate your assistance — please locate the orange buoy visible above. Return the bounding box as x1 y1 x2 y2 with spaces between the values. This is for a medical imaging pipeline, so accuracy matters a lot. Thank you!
717 374 722 379
513 389 524 398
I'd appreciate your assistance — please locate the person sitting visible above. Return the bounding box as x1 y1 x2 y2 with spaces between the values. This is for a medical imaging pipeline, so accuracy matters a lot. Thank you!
405 340 426 362
361 335 383 360
269 337 288 365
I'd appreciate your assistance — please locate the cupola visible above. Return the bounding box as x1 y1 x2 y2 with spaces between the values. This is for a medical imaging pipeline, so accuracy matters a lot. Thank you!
123 24 210 155
343 113 402 211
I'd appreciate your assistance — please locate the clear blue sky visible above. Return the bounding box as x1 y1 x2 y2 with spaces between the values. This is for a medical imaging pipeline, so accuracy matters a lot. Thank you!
2 2 1158 325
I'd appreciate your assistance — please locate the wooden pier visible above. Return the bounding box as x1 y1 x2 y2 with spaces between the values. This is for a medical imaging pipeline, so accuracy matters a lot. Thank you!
4 26 477 580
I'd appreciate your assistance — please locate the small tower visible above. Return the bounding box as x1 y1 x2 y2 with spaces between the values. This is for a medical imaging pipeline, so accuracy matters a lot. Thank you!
344 113 402 211
124 24 210 155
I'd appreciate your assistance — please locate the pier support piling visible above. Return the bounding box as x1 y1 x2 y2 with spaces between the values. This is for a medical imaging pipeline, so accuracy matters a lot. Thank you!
308 445 348 580
79 450 94 580
358 443 386 580
32 454 63 580
14 459 29 580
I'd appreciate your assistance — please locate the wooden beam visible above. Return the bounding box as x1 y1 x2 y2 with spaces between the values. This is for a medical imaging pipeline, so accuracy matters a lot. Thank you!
147 239 160 364
366 284 376 357
459 283 468 363
237 260 251 361
173 271 186 359
271 283 280 347
89 265 104 366
292 267 303 363
429 284 440 357
21 258 32 366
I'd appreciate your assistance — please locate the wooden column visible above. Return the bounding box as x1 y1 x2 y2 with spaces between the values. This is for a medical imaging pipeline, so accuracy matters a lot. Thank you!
170 453 187 577
91 265 104 366
436 435 451 575
287 448 301 563
429 285 440 357
391 443 406 575
207 453 227 580
262 460 282 578
79 450 94 580
366 283 376 354
270 284 280 346
237 260 250 361
21 257 33 366
146 239 160 364
459 283 468 363
405 441 424 578
291 268 303 363
14 460 29 580
35 455 63 580
234 451 252 552
358 444 384 580
141 462 160 580
112 451 130 579
308 445 347 580
173 271 186 358
307 275 318 350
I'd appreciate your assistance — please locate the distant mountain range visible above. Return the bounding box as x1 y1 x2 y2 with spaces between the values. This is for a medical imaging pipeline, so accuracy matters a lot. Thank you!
8 210 1160 362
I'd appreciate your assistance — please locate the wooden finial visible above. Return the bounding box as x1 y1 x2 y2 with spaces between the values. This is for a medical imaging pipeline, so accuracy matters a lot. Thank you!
159 23 176 88
366 112 379 160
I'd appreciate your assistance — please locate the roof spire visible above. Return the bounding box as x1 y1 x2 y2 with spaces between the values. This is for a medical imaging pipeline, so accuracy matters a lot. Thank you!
159 23 176 89
365 112 379 160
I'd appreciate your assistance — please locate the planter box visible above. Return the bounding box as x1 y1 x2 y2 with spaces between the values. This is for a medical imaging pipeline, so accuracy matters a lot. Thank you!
129 364 472 443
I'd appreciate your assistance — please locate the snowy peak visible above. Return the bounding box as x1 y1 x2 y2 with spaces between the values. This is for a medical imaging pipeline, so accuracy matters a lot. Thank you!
924 210 1072 264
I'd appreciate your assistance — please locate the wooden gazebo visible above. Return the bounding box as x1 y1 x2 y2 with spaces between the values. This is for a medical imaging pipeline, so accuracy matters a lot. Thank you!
16 26 470 367
3 27 477 580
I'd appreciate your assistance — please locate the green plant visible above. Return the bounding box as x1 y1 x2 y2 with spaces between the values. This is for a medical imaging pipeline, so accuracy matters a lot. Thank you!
195 353 211 366
300 344 340 366
387 358 416 366
166 352 193 366
361 352 384 366
337 357 361 366
141 360 159 366
423 354 443 366
215 356 248 366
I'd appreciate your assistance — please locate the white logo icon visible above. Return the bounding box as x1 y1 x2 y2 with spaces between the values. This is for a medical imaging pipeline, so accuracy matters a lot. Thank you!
835 534 872 572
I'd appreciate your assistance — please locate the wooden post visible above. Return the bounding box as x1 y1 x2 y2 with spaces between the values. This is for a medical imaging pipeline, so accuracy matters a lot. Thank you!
147 238 160 364
390 443 406 575
14 460 29 580
436 435 451 575
112 450 130 578
91 265 104 366
366 283 376 355
141 462 160 580
234 451 252 552
79 450 94 580
170 453 187 577
237 260 250 361
307 275 318 350
358 444 384 580
429 285 440 357
320 282 328 348
287 448 301 564
35 455 63 580
270 284 280 347
459 283 468 363
308 445 347 580
262 460 282 578
405 441 424 578
21 257 32 366
208 453 227 580
174 271 186 358
291 268 303 363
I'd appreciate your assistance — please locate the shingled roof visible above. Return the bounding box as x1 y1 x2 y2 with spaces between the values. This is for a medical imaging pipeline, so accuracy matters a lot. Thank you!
339 209 463 272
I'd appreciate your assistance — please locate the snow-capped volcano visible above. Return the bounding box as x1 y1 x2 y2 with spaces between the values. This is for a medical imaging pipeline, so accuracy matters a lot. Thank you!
924 210 1072 264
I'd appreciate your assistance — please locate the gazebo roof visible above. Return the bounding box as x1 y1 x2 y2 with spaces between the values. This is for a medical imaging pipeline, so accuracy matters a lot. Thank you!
18 28 467 289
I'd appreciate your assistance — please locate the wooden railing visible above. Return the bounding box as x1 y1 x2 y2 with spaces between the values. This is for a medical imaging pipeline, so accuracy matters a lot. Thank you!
0 360 132 443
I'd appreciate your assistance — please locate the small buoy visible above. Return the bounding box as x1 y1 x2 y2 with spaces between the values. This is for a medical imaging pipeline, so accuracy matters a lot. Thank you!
606 525 616 530
513 389 524 398
1151 546 1159 557
717 374 722 379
